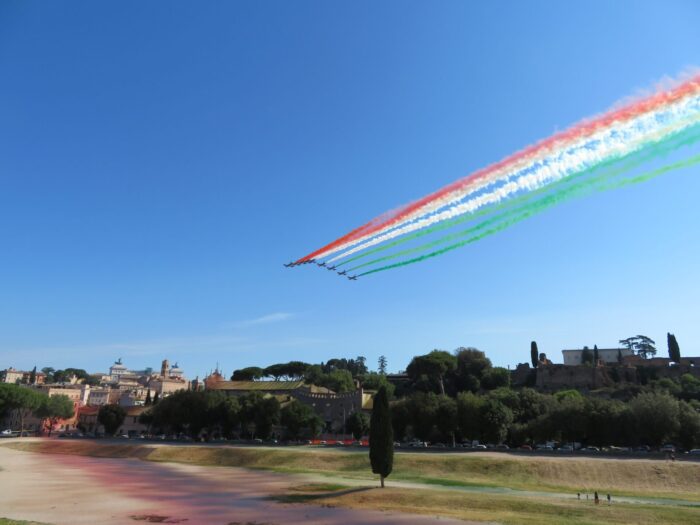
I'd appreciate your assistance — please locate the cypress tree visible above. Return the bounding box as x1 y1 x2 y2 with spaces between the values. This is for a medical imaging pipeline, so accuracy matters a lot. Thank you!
145 390 152 406
581 347 593 365
530 341 539 368
369 385 393 488
593 345 599 365
153 391 160 405
668 333 681 363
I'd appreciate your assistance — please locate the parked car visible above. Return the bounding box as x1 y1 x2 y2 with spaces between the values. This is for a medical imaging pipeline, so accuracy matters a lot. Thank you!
496 444 510 450
519 444 532 451
660 444 676 453
608 446 630 453
689 449 700 456
473 444 487 450
582 446 600 452
558 445 574 452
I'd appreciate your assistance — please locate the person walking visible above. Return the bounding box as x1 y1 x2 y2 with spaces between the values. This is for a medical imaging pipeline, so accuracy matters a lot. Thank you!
607 494 611 505
594 491 599 505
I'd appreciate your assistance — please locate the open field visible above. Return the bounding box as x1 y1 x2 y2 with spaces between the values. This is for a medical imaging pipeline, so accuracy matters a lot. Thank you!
0 443 468 525
3 440 700 524
6 439 700 502
276 482 700 525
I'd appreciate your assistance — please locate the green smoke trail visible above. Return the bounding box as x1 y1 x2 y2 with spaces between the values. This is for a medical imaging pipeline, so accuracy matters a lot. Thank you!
347 124 700 272
337 122 700 269
358 152 700 277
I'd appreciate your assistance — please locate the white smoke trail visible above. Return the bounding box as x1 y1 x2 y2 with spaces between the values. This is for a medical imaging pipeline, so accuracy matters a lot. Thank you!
327 95 700 262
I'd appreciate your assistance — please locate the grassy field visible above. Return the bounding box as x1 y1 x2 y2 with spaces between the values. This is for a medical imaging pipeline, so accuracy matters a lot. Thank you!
4 441 700 525
275 483 700 525
6 441 700 501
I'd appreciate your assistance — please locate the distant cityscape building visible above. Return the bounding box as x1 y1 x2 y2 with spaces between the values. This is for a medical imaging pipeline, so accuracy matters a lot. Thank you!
109 358 129 382
0 367 46 385
561 348 632 365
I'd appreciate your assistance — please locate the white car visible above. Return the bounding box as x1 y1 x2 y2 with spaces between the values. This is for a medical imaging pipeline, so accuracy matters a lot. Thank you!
1 429 13 435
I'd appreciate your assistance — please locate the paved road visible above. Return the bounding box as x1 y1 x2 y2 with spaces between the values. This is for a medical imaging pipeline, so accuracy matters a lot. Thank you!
0 445 475 525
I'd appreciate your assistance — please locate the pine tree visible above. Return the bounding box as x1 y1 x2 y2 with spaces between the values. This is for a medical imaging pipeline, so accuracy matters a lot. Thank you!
378 355 388 375
369 385 393 488
668 333 681 363
530 341 539 368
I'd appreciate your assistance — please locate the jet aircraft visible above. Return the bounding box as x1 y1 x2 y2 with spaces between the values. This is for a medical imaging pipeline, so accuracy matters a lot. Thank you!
348 275 358 281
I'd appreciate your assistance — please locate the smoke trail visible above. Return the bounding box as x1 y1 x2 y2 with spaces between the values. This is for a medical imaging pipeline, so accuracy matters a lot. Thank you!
298 76 700 264
358 153 700 276
338 123 700 270
330 106 700 263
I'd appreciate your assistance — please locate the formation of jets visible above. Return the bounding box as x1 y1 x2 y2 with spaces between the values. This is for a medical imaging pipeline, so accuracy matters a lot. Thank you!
283 260 358 280
283 259 316 268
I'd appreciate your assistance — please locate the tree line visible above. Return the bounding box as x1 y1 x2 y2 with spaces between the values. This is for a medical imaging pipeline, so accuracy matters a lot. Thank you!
0 384 74 436
129 390 324 440
393 346 700 449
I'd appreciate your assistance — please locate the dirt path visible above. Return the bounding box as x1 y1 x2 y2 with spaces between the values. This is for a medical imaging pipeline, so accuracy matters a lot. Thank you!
0 445 476 525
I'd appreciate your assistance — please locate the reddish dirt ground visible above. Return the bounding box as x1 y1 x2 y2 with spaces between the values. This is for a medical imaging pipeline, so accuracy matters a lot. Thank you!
0 445 474 525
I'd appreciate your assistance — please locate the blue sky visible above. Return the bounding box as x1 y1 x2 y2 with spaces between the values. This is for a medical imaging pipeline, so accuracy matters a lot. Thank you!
2 1 700 379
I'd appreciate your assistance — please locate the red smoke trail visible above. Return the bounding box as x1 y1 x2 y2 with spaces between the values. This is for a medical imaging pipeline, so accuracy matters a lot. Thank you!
297 74 700 264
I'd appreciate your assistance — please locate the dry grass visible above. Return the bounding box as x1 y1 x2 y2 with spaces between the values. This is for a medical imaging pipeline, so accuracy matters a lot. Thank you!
274 485 700 525
5 441 700 501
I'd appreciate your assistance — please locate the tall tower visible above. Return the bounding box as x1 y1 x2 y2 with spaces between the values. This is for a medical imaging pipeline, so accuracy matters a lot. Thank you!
161 359 170 378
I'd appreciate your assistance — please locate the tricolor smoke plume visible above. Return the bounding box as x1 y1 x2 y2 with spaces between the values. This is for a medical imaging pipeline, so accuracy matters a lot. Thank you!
330 103 700 262
290 73 700 278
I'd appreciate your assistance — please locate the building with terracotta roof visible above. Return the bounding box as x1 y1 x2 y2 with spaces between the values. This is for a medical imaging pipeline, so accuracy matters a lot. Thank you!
0 368 46 385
